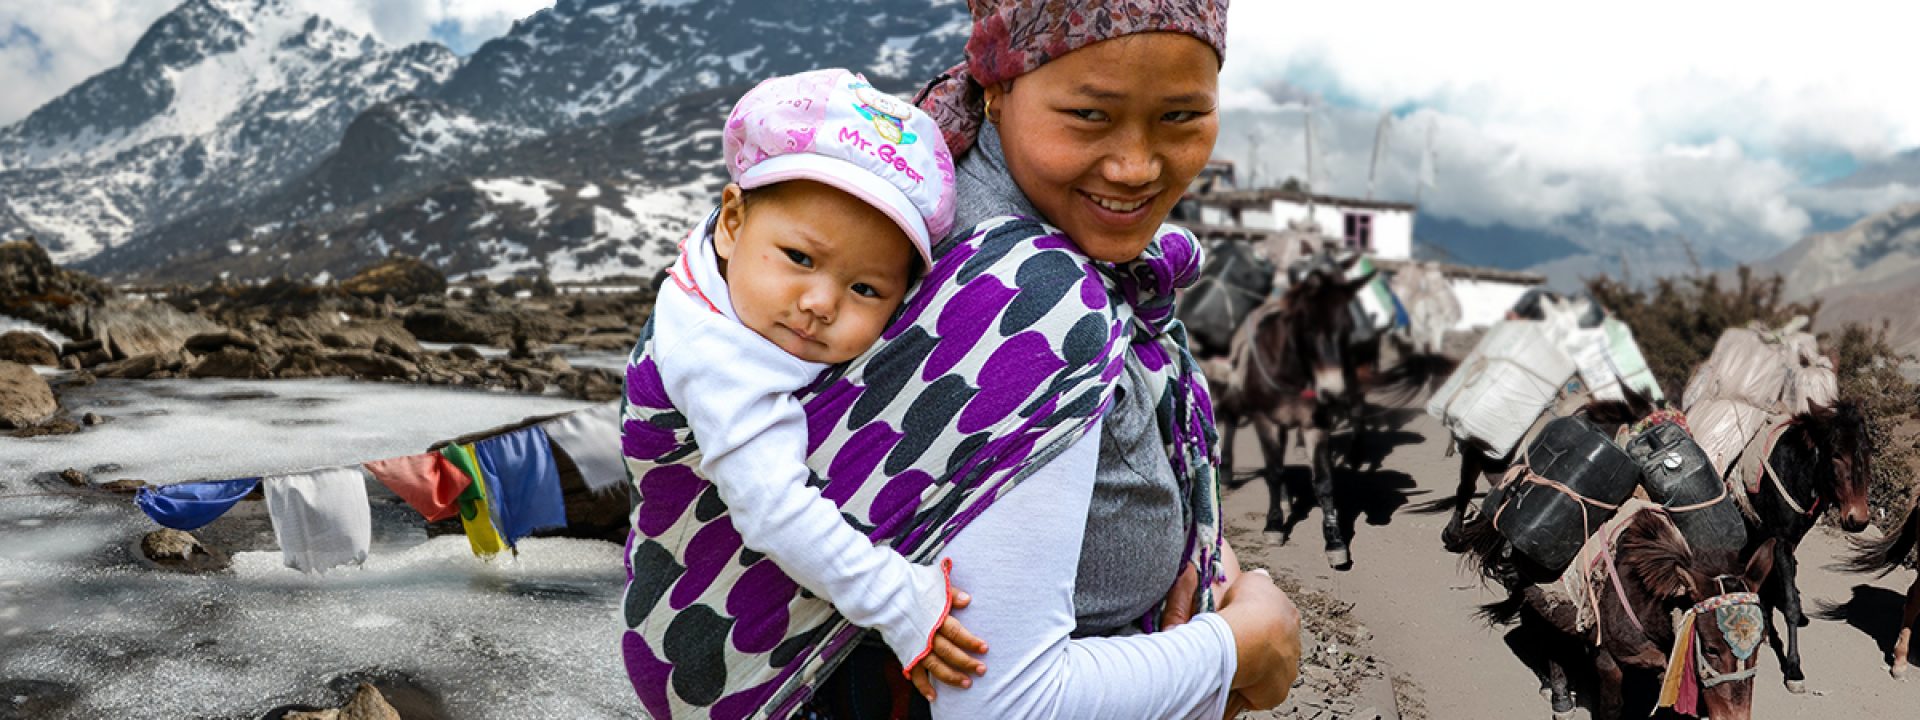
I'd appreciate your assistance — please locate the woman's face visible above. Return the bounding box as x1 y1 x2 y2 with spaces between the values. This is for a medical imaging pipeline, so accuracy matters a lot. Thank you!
988 33 1220 263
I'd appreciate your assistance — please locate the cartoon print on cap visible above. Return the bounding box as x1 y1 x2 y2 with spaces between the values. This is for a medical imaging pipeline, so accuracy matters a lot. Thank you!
852 81 918 146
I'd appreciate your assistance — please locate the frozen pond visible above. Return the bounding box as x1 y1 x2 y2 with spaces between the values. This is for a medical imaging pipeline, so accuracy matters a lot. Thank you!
0 379 635 718
5 377 596 484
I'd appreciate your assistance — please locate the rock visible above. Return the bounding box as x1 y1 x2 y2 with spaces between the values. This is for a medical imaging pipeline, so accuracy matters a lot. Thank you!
0 238 112 335
340 254 447 303
80 348 112 368
189 348 276 379
60 338 103 357
539 353 572 375
140 528 230 573
183 329 259 354
87 299 224 359
404 308 503 345
448 345 484 362
59 354 81 370
326 350 418 380
0 360 58 428
82 412 105 426
60 468 88 486
98 350 192 379
339 683 402 720
0 330 60 365
272 347 346 379
11 416 81 438
280 683 401 720
560 367 621 402
99 478 147 494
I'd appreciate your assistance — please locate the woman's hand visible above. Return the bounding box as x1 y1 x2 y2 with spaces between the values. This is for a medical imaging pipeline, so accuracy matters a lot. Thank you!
1215 568 1301 712
1161 539 1246 629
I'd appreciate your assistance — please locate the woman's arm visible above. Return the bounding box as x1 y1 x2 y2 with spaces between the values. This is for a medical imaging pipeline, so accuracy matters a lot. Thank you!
931 420 1238 720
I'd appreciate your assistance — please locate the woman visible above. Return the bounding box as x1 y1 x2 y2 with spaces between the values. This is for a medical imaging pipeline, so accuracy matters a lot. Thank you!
620 2 1301 718
808 1 1302 718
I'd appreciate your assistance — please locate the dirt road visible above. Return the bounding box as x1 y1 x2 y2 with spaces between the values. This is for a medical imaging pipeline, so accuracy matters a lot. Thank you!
1224 408 1918 719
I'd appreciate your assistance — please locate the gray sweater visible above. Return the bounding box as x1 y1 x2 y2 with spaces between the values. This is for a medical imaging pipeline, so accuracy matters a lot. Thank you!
953 123 1188 637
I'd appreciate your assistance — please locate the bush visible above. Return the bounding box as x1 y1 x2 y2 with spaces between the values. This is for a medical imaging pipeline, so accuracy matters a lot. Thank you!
1586 267 1916 531
1830 323 1920 531
1585 267 1818 396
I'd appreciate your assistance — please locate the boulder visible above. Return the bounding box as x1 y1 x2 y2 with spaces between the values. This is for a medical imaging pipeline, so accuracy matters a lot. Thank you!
559 367 621 402
88 299 223 359
282 683 402 720
404 308 503 345
340 254 446 303
0 360 57 428
139 528 230 573
447 345 484 362
99 350 193 379
272 346 347 379
183 329 259 354
0 330 60 365
189 348 276 379
326 350 418 380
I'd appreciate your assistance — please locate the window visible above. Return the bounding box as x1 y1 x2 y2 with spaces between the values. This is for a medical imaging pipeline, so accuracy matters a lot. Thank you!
1344 213 1373 251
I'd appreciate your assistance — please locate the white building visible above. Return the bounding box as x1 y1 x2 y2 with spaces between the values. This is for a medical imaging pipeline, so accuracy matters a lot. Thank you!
1178 167 1541 330
1189 188 1417 261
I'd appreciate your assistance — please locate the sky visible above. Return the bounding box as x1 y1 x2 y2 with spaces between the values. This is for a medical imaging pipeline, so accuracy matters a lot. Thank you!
1215 0 1920 257
2 0 1917 257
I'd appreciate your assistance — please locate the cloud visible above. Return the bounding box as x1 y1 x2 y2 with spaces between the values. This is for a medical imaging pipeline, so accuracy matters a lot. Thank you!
0 1 557 127
1217 0 1920 255
0 0 178 126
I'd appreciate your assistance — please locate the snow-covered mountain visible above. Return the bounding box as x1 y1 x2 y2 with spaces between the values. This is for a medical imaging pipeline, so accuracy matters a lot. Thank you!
69 0 967 282
438 0 969 133
0 0 459 262
5 0 970 283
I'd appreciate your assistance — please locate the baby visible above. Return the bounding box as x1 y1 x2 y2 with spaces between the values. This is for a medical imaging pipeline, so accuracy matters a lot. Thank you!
644 68 981 698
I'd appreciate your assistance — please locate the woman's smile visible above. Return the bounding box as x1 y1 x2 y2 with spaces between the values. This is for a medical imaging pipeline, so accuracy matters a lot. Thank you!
1079 188 1160 226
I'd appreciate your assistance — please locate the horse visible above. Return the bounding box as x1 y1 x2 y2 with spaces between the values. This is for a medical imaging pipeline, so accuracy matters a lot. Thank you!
1461 502 1778 720
1735 401 1874 693
1842 492 1920 678
1176 235 1274 358
1212 251 1375 568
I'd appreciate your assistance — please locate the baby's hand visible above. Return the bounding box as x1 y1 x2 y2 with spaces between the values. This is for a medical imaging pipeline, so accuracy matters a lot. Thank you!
907 586 988 701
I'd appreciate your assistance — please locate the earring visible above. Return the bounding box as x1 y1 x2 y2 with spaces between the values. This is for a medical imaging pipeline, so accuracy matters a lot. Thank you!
984 94 995 124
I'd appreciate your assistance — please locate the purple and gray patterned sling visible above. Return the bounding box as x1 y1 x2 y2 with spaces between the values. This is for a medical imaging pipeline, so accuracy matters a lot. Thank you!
620 215 1221 719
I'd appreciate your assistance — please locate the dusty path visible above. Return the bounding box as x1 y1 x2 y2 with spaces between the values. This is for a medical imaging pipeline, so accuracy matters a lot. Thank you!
1223 408 1918 719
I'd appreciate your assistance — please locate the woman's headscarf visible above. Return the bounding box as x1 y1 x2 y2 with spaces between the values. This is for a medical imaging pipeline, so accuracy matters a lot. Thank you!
915 0 1230 157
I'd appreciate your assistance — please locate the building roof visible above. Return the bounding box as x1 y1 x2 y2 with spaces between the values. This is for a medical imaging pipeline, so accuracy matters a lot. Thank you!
1184 223 1545 286
1196 188 1417 213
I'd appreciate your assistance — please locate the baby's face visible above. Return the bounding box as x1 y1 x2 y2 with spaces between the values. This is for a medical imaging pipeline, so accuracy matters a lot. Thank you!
714 180 916 364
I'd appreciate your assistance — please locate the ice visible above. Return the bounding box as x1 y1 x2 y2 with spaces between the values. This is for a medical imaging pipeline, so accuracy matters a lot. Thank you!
0 378 638 718
0 315 71 346
3 377 594 484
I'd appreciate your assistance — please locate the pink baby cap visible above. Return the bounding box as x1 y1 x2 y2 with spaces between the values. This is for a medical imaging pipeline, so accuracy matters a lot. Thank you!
723 68 957 262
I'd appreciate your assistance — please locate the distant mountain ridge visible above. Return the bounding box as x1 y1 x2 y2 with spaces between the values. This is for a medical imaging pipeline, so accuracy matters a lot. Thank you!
1 0 969 283
0 0 458 261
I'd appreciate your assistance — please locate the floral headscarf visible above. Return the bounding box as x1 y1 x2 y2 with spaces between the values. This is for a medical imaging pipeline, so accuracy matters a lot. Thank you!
914 0 1230 156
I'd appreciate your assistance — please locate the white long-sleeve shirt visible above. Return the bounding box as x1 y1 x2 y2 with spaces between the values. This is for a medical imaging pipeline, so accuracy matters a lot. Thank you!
932 423 1237 719
652 227 950 668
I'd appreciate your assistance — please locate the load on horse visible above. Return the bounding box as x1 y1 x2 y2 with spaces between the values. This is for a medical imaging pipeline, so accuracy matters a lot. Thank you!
1437 305 1875 712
